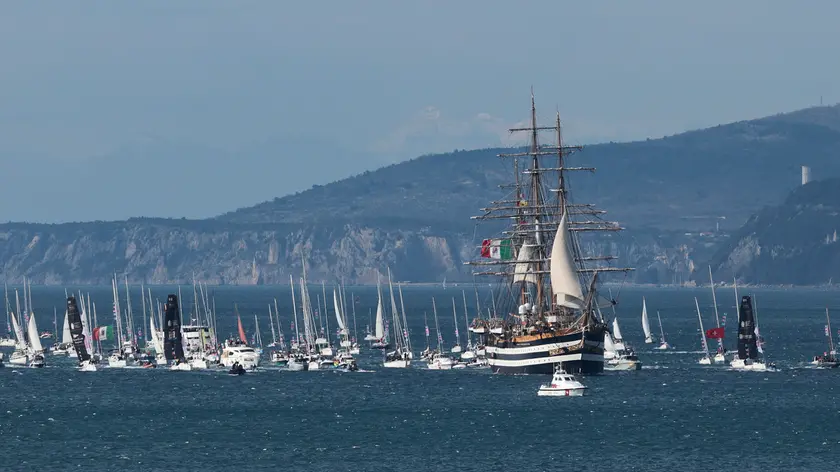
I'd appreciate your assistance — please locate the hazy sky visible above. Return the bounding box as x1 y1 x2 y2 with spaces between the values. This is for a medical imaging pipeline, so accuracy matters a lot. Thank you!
1 0 838 222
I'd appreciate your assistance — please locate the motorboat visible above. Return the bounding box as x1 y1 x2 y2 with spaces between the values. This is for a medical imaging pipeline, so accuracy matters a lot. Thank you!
29 353 46 368
50 342 71 356
0 337 16 348
383 350 411 368
270 350 289 366
220 343 260 370
78 359 98 372
9 349 28 366
812 354 840 368
108 351 128 368
427 352 453 370
169 360 193 371
537 366 587 397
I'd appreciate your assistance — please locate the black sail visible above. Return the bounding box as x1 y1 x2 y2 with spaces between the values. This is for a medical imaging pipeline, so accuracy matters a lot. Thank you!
67 296 91 362
163 294 186 362
737 295 758 360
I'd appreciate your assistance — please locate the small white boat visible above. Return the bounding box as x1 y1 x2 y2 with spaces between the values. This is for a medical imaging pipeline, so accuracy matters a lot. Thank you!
427 353 453 370
287 357 307 371
307 360 321 370
0 337 16 348
698 356 713 365
108 352 128 368
383 350 411 368
9 350 28 366
78 359 97 372
538 367 587 397
655 311 670 349
730 358 772 371
713 351 728 363
169 361 192 371
220 344 260 370
188 357 209 370
29 353 46 368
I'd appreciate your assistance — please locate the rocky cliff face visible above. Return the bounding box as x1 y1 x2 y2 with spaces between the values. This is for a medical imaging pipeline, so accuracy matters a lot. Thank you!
0 218 715 285
710 178 840 285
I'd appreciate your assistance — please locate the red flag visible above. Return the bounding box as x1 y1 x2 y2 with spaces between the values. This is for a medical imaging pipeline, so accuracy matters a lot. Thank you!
705 327 725 339
481 239 491 258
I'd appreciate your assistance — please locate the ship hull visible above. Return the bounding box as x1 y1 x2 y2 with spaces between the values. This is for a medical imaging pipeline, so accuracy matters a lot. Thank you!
485 325 606 375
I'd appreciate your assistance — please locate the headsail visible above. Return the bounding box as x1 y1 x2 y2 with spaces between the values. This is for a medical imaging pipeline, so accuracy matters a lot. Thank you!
61 311 72 344
27 315 43 353
333 289 347 333
374 286 385 340
549 214 584 309
641 297 653 343
67 296 91 362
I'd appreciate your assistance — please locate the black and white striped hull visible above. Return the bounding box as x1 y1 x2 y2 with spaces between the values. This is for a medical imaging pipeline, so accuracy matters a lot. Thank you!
485 326 606 375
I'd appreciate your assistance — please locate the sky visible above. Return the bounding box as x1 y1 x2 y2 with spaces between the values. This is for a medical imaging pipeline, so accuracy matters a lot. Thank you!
1 0 839 222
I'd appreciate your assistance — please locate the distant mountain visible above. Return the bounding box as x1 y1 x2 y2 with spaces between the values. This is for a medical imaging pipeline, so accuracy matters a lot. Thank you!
5 104 840 284
221 104 840 232
710 178 840 285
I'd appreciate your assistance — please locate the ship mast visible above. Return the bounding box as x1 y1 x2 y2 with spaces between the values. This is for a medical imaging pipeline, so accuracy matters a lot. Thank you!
467 90 632 320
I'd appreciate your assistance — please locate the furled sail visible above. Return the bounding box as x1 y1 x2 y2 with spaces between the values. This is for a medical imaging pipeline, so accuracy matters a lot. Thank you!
549 214 584 309
10 312 25 347
512 243 540 285
163 294 186 362
67 296 91 362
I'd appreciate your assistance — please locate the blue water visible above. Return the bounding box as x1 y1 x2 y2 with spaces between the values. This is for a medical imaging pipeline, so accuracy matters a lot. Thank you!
2 285 840 471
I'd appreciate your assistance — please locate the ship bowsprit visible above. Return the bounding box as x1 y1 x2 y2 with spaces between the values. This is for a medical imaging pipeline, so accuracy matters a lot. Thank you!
484 325 607 375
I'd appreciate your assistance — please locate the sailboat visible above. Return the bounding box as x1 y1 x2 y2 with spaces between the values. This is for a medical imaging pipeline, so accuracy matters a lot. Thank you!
655 312 670 350
383 269 410 368
603 317 641 371
694 298 712 365
466 92 631 374
812 308 839 368
449 298 462 354
729 295 772 371
149 313 166 365
641 297 653 344
50 311 73 355
370 278 389 350
26 314 46 368
708 267 729 362
67 296 96 371
427 297 454 370
163 294 191 371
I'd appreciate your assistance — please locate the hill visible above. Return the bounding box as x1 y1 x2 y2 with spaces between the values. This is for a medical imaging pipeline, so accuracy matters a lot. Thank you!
5 104 840 284
710 178 840 285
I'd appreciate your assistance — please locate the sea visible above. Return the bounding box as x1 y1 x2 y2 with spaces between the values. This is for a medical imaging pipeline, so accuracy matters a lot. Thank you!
2 284 840 472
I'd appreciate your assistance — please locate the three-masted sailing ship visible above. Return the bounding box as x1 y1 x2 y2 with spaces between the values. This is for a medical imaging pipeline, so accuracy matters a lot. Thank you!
467 91 632 375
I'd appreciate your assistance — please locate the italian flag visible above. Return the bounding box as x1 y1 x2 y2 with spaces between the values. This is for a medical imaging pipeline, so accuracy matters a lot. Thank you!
92 326 113 341
481 239 513 259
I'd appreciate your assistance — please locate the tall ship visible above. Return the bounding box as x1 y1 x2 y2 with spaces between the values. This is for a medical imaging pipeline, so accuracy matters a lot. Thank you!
467 91 631 374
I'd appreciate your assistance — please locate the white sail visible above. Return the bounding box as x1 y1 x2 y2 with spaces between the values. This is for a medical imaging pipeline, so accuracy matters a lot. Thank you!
150 312 164 354
333 289 347 333
61 311 72 344
375 289 385 339
11 312 26 347
695 297 710 358
549 214 584 309
612 317 626 351
604 331 616 353
512 243 539 285
641 298 653 343
28 315 43 353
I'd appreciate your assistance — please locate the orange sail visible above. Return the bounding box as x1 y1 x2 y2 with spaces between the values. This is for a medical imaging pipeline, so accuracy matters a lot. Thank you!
237 315 248 343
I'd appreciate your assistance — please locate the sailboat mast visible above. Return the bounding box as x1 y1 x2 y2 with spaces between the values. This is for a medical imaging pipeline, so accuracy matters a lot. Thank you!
141 282 148 345
432 297 442 350
397 283 411 352
351 290 358 344
695 297 710 358
268 304 277 345
451 298 460 347
462 290 471 347
827 308 835 354
274 298 284 347
290 274 301 347
321 281 331 345
657 311 666 342
124 275 135 346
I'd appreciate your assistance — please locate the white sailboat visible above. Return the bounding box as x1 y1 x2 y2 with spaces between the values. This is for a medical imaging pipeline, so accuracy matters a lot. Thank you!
149 314 166 365
370 278 388 349
641 297 653 344
51 311 73 355
9 310 29 365
383 269 410 368
694 297 712 365
449 298 462 354
611 318 626 351
427 297 453 370
708 266 729 362
27 314 46 368
655 311 670 350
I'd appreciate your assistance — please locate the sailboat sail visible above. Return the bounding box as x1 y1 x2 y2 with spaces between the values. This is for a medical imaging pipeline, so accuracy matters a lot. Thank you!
163 294 186 362
27 315 43 353
333 289 347 333
549 214 584 309
374 289 385 339
695 297 710 359
10 311 25 347
512 243 539 285
612 318 626 351
149 314 164 354
67 296 91 362
61 312 72 344
641 298 652 343
237 315 248 344
736 296 759 360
